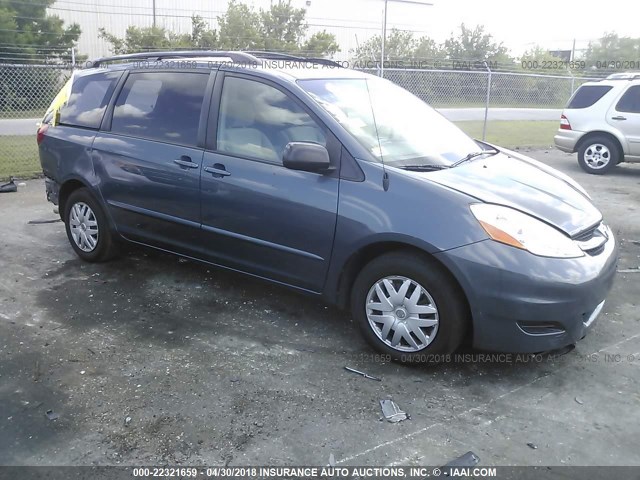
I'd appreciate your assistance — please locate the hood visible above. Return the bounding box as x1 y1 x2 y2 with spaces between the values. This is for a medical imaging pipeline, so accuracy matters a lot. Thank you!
415 153 602 237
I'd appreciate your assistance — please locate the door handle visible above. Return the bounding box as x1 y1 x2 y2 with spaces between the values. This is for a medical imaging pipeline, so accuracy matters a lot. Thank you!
204 164 231 177
174 156 199 169
611 116 627 121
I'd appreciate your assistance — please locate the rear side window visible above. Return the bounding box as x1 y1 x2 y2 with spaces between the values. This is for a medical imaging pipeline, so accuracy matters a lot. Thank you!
567 85 613 109
111 72 209 147
59 71 122 129
616 85 640 113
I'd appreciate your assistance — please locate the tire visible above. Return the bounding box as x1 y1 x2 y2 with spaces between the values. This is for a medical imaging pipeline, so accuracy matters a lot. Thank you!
577 136 620 175
64 188 118 262
350 251 468 363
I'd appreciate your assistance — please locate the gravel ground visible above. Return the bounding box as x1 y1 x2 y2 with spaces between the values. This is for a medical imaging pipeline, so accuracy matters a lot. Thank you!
1 149 639 467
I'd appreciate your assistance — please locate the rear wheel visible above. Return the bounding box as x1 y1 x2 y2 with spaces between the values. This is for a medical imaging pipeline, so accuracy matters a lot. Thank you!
578 136 620 174
351 251 468 363
64 188 117 262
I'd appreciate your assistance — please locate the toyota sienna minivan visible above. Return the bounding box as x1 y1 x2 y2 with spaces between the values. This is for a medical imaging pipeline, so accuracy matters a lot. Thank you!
37 51 618 362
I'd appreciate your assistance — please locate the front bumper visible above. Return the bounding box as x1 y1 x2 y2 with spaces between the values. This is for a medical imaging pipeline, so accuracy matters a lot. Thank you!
435 233 618 353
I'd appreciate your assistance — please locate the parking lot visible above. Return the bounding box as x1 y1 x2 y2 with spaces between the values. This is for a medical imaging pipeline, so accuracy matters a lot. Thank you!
1 149 639 467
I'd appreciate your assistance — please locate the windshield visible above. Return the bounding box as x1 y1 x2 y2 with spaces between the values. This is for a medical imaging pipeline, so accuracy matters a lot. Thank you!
298 76 480 167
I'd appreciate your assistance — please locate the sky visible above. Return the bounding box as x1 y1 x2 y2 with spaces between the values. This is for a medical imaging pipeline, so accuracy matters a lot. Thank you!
49 0 637 59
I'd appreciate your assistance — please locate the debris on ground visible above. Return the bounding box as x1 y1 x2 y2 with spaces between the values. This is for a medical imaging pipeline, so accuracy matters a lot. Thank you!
575 397 584 405
618 267 640 273
45 410 59 421
527 442 538 449
329 453 336 467
379 399 409 423
344 366 382 382
28 218 62 225
0 177 17 193
124 416 132 426
442 451 480 468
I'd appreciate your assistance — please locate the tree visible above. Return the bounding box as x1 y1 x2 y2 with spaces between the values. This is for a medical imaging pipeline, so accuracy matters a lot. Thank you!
302 31 340 57
216 0 262 50
190 15 218 49
100 0 340 57
443 24 513 67
585 32 640 66
519 46 566 69
260 0 306 52
99 16 216 54
353 29 423 63
414 36 444 61
0 0 81 63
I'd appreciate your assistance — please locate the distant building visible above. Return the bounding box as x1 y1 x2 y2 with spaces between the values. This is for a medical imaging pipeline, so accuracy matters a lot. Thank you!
549 50 572 62
48 0 426 60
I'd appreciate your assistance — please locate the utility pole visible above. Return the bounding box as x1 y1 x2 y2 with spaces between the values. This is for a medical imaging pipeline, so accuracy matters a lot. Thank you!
380 0 433 78
152 0 157 28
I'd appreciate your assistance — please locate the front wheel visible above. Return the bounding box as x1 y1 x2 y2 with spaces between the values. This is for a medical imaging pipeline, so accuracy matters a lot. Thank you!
350 251 468 363
578 136 620 174
64 188 118 262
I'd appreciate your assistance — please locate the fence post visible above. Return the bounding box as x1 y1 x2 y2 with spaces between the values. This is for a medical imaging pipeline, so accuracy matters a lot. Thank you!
482 61 492 141
569 69 575 96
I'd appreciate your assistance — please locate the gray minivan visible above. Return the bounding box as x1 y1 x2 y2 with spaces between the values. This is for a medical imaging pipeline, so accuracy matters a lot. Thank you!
37 51 617 362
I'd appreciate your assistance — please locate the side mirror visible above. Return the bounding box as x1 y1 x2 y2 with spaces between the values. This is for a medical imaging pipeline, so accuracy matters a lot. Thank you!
282 142 331 173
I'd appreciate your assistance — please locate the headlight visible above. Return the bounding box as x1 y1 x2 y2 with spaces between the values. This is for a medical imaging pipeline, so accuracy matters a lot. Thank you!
470 204 584 258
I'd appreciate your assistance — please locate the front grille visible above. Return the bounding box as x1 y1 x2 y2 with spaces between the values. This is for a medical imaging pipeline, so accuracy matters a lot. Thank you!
573 223 599 242
573 223 609 255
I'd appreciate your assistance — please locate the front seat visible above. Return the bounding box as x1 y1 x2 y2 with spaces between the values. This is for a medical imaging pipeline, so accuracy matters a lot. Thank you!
218 94 280 163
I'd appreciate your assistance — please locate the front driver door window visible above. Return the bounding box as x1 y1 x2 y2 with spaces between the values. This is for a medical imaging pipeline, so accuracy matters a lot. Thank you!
216 76 327 164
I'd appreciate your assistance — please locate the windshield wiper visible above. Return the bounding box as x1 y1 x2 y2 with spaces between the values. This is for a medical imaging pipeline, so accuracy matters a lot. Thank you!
451 148 499 168
399 164 450 172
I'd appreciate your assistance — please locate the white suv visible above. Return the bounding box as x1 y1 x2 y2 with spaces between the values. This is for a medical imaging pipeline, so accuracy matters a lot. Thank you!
554 73 640 174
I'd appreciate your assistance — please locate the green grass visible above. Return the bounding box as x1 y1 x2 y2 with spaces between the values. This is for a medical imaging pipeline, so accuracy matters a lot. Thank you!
0 120 558 180
0 135 40 180
454 120 558 148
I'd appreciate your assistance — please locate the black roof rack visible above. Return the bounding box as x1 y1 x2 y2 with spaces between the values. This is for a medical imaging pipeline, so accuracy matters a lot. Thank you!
89 50 261 68
245 51 343 68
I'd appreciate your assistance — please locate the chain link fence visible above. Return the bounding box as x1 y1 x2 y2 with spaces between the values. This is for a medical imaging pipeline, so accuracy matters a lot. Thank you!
379 69 597 108
0 64 72 180
0 63 598 180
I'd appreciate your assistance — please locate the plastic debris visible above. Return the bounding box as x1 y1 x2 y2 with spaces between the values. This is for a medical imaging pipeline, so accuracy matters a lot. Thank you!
45 410 59 421
344 366 382 382
125 416 132 426
575 397 584 405
379 399 409 423
442 451 480 468
527 442 538 449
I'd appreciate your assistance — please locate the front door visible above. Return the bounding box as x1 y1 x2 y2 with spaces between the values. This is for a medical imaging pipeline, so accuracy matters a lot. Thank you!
199 74 340 292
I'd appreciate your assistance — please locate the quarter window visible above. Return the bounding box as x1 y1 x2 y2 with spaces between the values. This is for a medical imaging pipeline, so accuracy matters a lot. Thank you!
567 85 612 109
111 72 209 147
59 71 122 129
616 86 640 113
216 76 326 164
